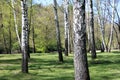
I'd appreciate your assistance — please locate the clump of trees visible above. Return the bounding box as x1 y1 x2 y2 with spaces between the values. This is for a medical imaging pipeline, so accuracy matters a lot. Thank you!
0 0 119 78
0 0 119 54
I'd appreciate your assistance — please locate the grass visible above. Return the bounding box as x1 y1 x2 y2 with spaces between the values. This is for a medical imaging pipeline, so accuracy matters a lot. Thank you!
0 51 120 80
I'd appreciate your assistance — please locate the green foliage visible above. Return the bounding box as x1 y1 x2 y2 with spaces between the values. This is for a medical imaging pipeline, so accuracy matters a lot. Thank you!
12 42 20 51
0 0 119 54
95 39 101 50
0 45 4 53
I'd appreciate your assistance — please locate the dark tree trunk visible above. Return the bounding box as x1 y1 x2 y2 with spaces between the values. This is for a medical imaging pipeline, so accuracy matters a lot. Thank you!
2 25 8 54
64 0 69 56
0 9 8 54
101 43 105 52
32 25 36 53
53 0 63 62
8 9 12 54
73 0 90 80
21 0 29 73
29 0 36 53
113 26 120 50
89 0 96 59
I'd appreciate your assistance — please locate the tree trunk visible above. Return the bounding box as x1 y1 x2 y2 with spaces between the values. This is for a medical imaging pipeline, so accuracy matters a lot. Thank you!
29 0 36 53
53 0 63 62
32 24 36 53
21 0 29 73
86 2 91 52
108 0 115 52
96 0 107 52
113 26 120 50
0 7 8 54
11 0 21 52
69 6 73 53
2 25 8 54
64 0 69 56
89 0 96 59
73 0 90 80
8 9 12 54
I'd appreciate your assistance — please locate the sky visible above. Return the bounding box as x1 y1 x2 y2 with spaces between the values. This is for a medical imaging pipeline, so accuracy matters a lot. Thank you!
33 0 120 20
33 0 63 5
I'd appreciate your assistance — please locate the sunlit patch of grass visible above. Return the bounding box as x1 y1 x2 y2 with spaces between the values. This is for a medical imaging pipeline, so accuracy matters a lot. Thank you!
0 50 120 80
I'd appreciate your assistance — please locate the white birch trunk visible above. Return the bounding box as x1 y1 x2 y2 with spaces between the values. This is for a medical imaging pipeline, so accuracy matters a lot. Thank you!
11 0 21 48
73 0 90 80
108 0 115 52
89 0 96 58
96 0 107 52
64 0 69 56
21 0 28 73
86 1 91 52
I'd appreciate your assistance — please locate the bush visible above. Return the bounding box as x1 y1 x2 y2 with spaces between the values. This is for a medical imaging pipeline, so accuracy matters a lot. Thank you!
35 42 58 53
95 39 101 50
47 43 57 52
0 46 4 54
12 42 20 51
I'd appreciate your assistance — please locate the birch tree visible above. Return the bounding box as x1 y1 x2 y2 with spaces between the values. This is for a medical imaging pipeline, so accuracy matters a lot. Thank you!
96 0 107 52
53 0 63 62
88 0 96 59
108 0 115 52
11 0 21 49
86 0 91 52
64 0 69 56
114 7 120 49
73 0 90 80
21 0 29 73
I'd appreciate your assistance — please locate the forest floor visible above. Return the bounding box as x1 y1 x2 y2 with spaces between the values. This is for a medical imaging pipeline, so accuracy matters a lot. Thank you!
0 51 120 80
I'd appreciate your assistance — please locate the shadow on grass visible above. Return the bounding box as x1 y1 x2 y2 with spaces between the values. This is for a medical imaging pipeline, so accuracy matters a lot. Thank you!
0 55 74 72
89 53 120 66
112 51 120 54
0 58 21 64
91 70 120 80
0 55 3 58
0 71 74 80
29 58 73 70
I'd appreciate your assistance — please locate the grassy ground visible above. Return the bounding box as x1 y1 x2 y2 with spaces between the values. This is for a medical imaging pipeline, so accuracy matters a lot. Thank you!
0 51 120 80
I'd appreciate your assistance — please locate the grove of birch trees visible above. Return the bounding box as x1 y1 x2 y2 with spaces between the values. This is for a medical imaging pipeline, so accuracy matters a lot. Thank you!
0 0 120 79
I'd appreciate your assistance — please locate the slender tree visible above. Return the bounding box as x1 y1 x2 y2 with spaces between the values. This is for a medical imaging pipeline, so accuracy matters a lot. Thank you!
96 0 107 52
32 22 36 53
64 0 69 56
53 0 63 62
0 3 9 54
86 0 91 52
21 0 29 73
8 7 12 54
2 25 9 54
89 0 96 59
73 0 90 80
30 0 36 53
29 0 36 53
113 26 120 50
108 0 115 52
11 0 21 49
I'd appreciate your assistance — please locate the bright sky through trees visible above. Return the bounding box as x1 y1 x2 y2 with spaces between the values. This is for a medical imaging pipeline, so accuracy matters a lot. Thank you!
33 0 120 16
33 0 63 5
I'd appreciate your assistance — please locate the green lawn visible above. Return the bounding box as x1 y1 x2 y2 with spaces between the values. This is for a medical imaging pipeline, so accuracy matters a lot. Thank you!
0 51 120 80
